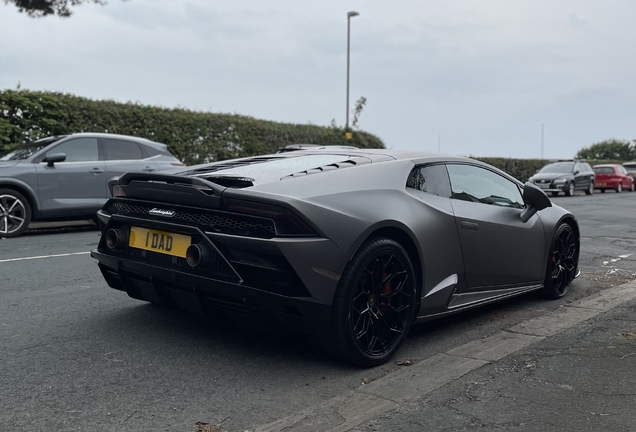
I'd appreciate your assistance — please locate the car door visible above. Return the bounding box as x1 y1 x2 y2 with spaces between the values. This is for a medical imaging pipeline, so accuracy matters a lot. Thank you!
102 138 158 182
446 164 546 289
573 162 588 190
34 137 107 215
405 163 465 305
618 166 633 188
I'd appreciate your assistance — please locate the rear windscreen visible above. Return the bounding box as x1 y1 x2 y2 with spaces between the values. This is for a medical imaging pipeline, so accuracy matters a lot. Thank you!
593 167 615 174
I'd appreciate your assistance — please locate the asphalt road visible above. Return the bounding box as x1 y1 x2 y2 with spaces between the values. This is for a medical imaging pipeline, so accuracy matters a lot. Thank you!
1 191 634 432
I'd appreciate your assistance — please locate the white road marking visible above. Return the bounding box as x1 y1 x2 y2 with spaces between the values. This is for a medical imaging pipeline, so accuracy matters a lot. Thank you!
0 251 90 263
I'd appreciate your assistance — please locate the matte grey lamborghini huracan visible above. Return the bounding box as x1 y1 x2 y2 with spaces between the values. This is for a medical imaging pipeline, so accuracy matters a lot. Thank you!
92 149 580 366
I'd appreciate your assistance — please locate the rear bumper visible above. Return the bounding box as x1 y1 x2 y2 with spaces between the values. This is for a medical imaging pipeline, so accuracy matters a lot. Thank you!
92 249 332 336
92 204 350 336
594 180 619 189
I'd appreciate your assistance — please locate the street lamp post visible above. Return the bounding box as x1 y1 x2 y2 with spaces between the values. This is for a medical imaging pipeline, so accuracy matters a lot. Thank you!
345 11 359 138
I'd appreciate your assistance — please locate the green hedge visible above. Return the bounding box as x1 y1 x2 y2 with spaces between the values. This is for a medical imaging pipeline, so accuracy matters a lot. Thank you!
475 157 627 182
0 89 385 165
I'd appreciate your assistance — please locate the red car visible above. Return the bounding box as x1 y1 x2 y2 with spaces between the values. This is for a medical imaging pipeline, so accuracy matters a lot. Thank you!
593 164 635 193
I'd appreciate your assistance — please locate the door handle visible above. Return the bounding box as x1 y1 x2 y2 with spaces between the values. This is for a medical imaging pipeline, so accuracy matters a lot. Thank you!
142 166 156 172
90 168 104 174
460 221 480 231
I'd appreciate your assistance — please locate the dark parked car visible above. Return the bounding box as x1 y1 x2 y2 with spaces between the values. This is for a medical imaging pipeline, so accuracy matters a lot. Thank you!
529 161 595 197
623 162 636 180
0 133 184 237
92 149 580 366
593 164 635 193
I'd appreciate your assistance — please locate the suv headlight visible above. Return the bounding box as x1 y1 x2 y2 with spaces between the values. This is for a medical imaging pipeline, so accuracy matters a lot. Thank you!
553 178 567 184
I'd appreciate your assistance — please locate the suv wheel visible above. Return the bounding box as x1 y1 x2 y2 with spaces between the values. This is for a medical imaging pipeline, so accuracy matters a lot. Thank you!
585 180 594 195
0 189 32 238
565 182 575 197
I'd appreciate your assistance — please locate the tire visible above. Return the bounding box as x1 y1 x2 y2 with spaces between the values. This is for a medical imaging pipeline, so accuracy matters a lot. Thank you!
616 183 622 193
565 182 575 197
585 180 594 195
543 223 578 299
0 189 31 238
631 182 635 192
551 192 559 197
328 237 417 367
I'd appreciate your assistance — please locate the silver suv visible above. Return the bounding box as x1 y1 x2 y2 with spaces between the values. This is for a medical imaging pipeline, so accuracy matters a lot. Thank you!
0 133 184 238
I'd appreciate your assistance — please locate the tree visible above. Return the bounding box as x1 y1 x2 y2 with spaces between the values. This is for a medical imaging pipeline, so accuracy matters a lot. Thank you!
576 139 636 161
5 0 104 17
351 96 367 129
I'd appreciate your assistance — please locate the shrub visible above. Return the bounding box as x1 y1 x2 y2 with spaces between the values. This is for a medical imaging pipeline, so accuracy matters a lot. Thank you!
0 89 385 164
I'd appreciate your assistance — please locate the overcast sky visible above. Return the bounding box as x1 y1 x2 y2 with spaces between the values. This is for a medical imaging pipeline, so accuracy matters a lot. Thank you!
1 0 635 158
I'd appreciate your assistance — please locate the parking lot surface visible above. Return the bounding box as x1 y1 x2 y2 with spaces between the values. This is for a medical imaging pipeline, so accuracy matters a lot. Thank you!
1 191 634 431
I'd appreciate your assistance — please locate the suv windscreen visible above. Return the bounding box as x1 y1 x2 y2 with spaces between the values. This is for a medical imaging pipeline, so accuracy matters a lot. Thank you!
539 162 574 174
0 136 66 161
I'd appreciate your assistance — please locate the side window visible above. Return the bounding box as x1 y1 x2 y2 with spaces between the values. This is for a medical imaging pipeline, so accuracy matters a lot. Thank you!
103 139 143 161
446 164 524 209
47 138 98 162
584 163 593 172
574 163 582 173
406 164 451 197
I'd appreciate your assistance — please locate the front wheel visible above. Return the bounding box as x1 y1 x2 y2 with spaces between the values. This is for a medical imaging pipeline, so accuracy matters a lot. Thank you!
0 189 32 238
616 183 622 193
630 182 635 192
565 182 575 197
585 180 594 195
543 223 578 299
329 237 416 367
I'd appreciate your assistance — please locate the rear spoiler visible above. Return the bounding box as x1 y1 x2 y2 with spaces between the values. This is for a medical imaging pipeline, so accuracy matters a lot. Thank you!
110 172 226 208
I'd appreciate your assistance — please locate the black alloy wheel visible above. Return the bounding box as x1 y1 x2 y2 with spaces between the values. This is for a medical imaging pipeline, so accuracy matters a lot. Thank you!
543 223 578 299
330 237 416 367
616 183 622 193
585 180 594 195
0 189 31 238
565 182 575 197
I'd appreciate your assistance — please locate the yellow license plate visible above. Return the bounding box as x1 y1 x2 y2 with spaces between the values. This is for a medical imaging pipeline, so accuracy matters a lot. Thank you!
596 182 606 186
129 226 191 258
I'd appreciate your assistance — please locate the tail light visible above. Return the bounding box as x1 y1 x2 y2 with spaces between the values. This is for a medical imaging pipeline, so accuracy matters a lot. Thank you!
221 198 317 236
109 183 126 197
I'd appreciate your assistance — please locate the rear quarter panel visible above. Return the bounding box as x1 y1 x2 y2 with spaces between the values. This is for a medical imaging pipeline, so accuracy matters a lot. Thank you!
224 160 465 299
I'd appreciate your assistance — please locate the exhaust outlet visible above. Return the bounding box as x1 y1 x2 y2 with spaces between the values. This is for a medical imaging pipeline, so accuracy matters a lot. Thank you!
105 228 128 250
186 243 214 268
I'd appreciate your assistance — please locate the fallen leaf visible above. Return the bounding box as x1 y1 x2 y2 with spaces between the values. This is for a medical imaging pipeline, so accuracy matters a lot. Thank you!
194 422 226 432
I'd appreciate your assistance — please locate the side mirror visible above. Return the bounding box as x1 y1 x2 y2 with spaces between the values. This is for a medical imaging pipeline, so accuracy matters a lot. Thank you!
43 153 67 167
520 182 552 223
574 170 580 175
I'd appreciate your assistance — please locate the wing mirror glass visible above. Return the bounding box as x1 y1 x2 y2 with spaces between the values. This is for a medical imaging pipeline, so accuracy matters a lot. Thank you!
43 153 67 167
574 170 580 175
520 181 552 223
